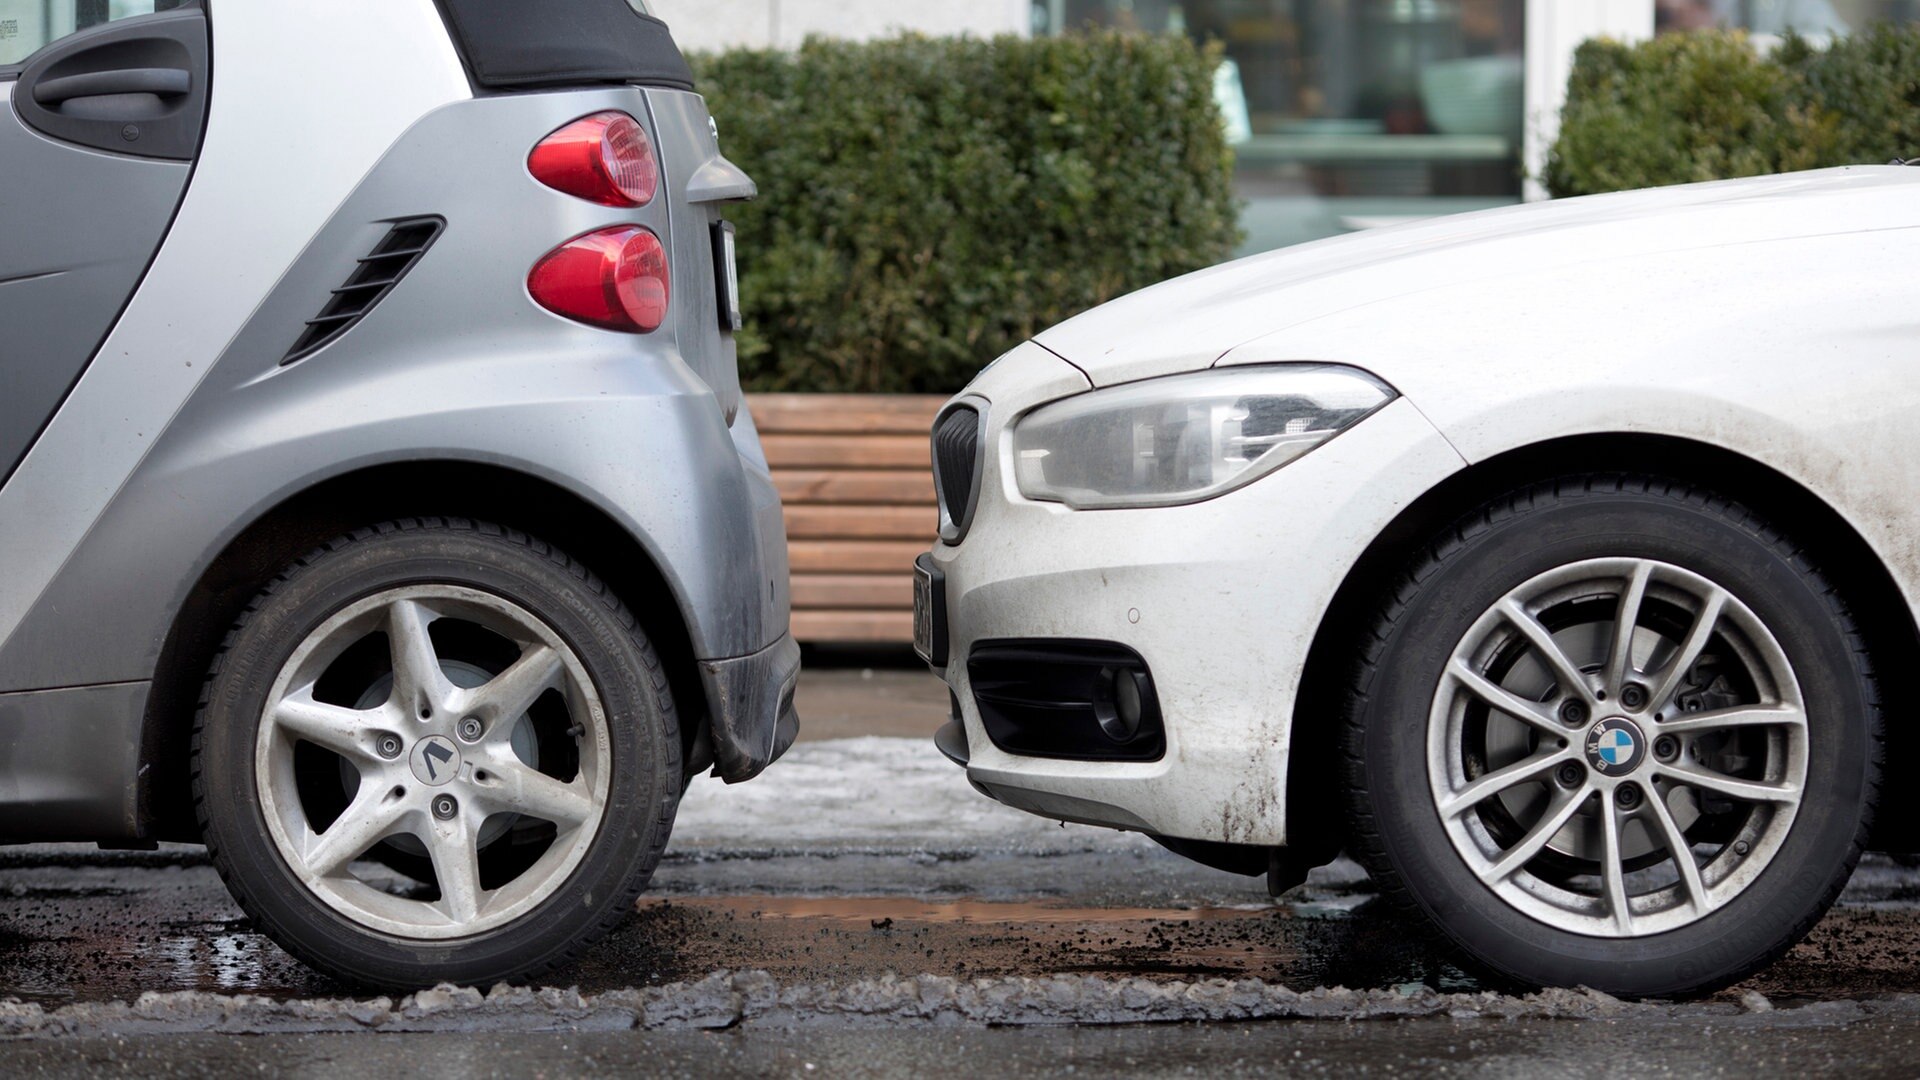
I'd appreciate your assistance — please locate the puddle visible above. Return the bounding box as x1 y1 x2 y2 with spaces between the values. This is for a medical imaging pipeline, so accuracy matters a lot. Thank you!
575 893 1468 992
2 886 132 900
3 860 1914 1006
0 875 1463 1003
667 896 1282 925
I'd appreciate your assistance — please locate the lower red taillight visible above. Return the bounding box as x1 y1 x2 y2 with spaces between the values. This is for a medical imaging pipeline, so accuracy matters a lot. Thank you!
527 226 669 333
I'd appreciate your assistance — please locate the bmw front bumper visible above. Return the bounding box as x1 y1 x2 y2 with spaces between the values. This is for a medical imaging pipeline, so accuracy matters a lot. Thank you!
924 342 1466 846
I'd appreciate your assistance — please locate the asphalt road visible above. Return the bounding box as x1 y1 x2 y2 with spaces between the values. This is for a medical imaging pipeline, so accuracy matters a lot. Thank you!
3 668 1918 1075
11 1014 1920 1080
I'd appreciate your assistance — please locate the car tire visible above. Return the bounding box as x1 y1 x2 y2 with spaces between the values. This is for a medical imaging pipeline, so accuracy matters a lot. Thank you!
1342 476 1880 997
193 518 680 990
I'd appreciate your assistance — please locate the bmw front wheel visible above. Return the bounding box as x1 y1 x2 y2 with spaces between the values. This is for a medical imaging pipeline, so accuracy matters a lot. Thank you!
1343 477 1879 996
193 519 680 989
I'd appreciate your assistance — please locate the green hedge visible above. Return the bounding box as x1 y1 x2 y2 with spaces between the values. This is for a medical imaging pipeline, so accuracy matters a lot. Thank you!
1548 25 1920 197
690 33 1241 395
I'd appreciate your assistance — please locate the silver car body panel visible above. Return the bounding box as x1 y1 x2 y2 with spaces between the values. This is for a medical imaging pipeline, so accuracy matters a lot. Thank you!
0 683 149 839
0 81 190 484
0 1 470 656
0 1 793 839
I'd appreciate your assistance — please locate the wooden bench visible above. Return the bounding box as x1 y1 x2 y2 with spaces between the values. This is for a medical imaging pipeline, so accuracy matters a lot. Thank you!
751 393 944 644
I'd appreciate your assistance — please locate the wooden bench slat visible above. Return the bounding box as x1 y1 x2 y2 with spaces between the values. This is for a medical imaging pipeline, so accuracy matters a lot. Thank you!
773 469 936 506
784 504 935 541
752 394 945 435
788 540 926 574
791 573 914 610
792 609 918 642
749 395 945 644
762 434 929 469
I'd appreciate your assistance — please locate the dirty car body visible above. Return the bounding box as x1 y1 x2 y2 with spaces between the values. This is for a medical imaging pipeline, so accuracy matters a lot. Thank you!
0 0 795 988
923 166 1920 996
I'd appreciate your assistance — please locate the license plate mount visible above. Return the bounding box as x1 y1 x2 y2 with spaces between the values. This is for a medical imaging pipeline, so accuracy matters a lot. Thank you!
712 219 741 332
912 553 947 667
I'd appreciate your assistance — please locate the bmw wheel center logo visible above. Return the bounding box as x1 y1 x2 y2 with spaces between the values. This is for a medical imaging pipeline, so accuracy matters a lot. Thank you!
1586 716 1647 775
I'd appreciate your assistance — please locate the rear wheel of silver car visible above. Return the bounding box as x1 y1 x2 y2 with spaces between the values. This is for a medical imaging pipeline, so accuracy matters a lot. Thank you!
193 519 679 990
1343 477 1879 997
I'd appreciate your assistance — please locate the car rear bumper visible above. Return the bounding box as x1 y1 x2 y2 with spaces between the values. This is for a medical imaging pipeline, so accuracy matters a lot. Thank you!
697 631 801 783
925 352 1464 846
0 682 149 842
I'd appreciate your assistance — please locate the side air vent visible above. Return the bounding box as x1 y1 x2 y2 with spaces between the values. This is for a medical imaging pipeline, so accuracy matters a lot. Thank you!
283 216 444 365
931 401 986 544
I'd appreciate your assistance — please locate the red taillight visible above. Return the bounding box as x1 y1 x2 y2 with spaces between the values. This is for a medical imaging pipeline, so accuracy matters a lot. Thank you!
527 111 658 207
528 226 670 332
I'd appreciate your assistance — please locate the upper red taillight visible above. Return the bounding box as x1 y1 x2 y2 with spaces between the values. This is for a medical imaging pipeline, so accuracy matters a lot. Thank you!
528 111 659 207
528 226 669 332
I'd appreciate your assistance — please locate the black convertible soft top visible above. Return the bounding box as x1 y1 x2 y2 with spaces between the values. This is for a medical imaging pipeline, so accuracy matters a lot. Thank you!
434 0 695 92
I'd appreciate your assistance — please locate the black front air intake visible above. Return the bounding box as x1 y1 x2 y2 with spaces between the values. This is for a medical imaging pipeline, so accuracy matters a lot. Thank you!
284 217 444 365
967 639 1166 762
931 404 983 542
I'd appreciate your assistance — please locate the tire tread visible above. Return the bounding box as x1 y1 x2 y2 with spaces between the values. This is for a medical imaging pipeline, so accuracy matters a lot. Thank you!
190 517 680 989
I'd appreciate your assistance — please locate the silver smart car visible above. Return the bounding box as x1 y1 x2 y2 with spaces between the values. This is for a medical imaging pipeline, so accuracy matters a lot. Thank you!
0 0 796 989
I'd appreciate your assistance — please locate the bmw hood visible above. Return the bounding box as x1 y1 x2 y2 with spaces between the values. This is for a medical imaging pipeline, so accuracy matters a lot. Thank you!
1032 166 1920 387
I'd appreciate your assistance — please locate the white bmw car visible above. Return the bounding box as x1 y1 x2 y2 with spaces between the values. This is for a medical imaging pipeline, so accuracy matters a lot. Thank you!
917 165 1919 997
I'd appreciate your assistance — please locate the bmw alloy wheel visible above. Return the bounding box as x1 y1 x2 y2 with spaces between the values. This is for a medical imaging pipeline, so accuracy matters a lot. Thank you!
1428 557 1808 937
1344 479 1877 995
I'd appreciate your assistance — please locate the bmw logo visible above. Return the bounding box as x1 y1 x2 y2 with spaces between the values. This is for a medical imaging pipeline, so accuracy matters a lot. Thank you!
1585 716 1647 775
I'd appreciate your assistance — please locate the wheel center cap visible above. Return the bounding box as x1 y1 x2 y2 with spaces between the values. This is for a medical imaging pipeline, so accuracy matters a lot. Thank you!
410 735 462 786
1585 716 1647 776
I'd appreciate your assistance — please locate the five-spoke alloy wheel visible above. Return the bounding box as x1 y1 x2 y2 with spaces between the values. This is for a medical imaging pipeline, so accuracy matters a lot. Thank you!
195 520 680 989
1345 478 1878 996
255 584 611 939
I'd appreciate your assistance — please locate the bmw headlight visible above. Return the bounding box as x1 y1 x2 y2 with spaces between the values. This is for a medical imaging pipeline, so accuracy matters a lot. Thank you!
1011 364 1395 509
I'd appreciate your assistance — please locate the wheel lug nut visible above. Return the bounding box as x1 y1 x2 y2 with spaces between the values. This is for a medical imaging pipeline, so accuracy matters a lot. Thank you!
458 717 483 742
432 794 458 821
376 734 403 759
1734 840 1751 856
1654 735 1679 761
1620 683 1648 710
1557 762 1584 788
1615 784 1642 810
1559 700 1589 727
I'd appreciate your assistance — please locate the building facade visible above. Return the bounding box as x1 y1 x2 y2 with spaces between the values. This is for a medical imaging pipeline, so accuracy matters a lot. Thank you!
652 0 1919 253
1033 1 1918 250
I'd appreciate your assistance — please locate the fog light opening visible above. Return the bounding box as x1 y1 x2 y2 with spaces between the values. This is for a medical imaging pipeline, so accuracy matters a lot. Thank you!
1096 666 1151 743
967 639 1166 762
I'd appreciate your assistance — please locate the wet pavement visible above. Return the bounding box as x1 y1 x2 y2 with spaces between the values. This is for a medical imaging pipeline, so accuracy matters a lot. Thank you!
3 731 1919 1073
12 1012 1920 1080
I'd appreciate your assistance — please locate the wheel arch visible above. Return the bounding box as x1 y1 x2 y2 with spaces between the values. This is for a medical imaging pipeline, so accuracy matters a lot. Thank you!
141 459 712 842
1289 432 1918 858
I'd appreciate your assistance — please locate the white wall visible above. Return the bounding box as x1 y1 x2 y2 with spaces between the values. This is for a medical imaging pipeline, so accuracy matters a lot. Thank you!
651 0 1031 52
1523 0 1656 201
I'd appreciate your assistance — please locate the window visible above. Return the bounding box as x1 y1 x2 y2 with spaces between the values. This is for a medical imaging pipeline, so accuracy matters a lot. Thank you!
1036 1 1527 255
1656 0 1920 36
0 1 174 68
